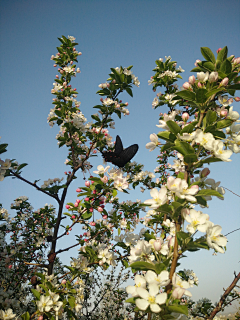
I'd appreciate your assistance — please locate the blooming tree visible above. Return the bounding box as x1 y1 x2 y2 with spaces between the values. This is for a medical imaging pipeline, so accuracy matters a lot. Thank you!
0 36 240 320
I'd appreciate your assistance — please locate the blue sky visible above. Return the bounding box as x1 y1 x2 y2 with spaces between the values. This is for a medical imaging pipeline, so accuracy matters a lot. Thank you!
1 0 240 310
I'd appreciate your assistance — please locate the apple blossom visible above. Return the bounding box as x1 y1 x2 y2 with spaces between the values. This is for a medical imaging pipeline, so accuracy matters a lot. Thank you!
145 270 170 287
206 225 227 253
209 71 218 82
188 75 196 85
135 284 167 313
146 133 159 151
228 106 239 121
172 273 192 297
144 186 168 209
126 275 146 297
182 209 210 234
212 140 233 161
197 71 209 82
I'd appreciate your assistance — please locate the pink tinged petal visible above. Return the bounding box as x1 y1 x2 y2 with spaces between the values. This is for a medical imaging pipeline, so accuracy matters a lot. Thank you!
172 287 185 299
135 298 149 311
150 303 161 313
155 292 167 305
188 185 199 195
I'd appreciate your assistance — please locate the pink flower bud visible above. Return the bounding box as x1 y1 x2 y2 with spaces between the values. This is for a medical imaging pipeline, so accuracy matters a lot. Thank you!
220 109 228 117
74 202 78 207
56 75 59 78
89 208 93 212
90 221 96 226
98 207 103 212
154 240 162 251
125 102 128 106
65 205 70 209
217 48 222 54
92 190 96 194
194 59 201 67
235 97 240 102
102 215 107 219
197 82 203 88
112 79 116 84
61 279 66 284
220 77 229 86
182 112 189 121
101 176 108 183
38 316 44 320
188 75 196 85
233 57 240 64
182 82 191 90
72 215 76 219
85 197 89 201
85 181 90 187
200 168 210 178
76 188 82 192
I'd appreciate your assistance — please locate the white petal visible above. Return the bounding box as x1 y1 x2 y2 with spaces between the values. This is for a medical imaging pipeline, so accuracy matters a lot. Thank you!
135 298 149 311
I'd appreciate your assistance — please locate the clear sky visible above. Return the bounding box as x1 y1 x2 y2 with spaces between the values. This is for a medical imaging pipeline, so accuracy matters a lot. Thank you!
0 0 240 312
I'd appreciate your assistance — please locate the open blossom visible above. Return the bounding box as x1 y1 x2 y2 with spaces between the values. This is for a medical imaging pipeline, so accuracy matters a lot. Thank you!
206 225 227 253
36 295 53 312
144 187 168 209
135 284 167 313
212 140 232 161
209 71 218 83
156 111 177 130
126 275 146 297
218 95 233 107
93 165 110 175
145 270 170 287
228 106 239 121
128 240 154 263
183 209 209 234
0 309 16 320
172 273 192 298
167 177 199 202
146 133 159 151
194 129 215 150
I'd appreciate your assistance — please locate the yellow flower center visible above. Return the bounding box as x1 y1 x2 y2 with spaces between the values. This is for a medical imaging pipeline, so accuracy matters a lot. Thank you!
148 296 156 304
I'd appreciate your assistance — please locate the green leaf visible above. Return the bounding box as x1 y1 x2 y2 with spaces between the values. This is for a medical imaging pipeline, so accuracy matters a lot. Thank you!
158 203 173 214
206 110 217 124
191 67 203 72
166 120 181 134
167 305 188 316
201 47 216 63
0 143 8 154
197 189 223 198
184 154 198 164
210 130 226 139
198 157 222 165
21 312 30 320
125 297 135 304
130 261 156 272
155 262 168 274
180 121 198 134
216 119 232 129
175 90 196 102
217 46 228 62
174 140 195 156
227 84 240 90
81 212 93 220
161 142 174 152
195 195 207 206
196 89 208 103
205 88 223 98
201 61 215 72
126 87 133 97
220 60 232 74
68 295 75 308
31 289 41 300
157 131 176 143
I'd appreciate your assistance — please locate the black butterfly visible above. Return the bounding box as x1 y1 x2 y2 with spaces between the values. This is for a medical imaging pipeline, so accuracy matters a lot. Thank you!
102 135 138 168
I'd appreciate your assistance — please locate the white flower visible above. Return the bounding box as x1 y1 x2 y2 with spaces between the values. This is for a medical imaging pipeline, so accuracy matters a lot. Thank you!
128 240 154 263
102 98 115 106
206 225 227 253
144 187 168 209
0 309 16 320
194 129 215 150
135 284 167 313
156 111 177 130
126 275 146 297
228 106 239 121
172 273 192 297
93 165 110 175
113 176 129 191
68 35 76 42
183 209 209 234
197 71 209 82
36 295 53 312
218 95 233 107
212 140 232 161
146 133 159 151
145 270 170 287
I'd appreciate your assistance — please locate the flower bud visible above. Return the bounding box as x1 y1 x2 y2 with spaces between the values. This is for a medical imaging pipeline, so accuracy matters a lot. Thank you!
200 168 210 178
216 48 222 54
76 188 82 192
182 82 191 90
61 279 66 285
182 112 189 121
194 59 201 67
188 75 196 85
209 71 218 83
154 239 162 251
233 57 240 64
220 77 229 86
65 205 70 209
220 109 228 117
85 181 90 187
235 97 240 102
97 207 103 212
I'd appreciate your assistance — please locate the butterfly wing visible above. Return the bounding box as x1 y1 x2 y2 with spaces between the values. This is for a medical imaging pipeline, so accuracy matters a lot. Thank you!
114 135 123 155
118 144 139 166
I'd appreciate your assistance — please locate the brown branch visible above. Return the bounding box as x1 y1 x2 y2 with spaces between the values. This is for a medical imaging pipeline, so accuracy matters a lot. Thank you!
207 272 240 320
